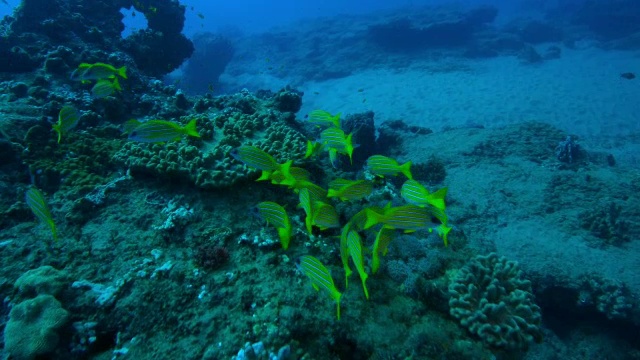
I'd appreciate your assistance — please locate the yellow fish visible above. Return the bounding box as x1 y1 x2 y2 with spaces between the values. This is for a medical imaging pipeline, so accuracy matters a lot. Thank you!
52 106 80 143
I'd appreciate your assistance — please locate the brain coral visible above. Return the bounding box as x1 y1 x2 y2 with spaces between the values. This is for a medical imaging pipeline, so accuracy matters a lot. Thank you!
448 253 542 351
4 294 69 360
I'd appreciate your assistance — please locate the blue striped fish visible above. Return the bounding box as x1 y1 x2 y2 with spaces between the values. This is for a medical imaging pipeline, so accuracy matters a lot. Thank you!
401 180 447 211
327 180 373 201
298 188 314 235
297 255 342 320
52 105 80 143
128 119 200 143
346 230 369 300
311 201 340 230
319 128 355 164
25 188 57 241
308 109 341 128
372 227 396 274
339 223 354 288
91 77 121 99
231 145 281 172
256 201 292 249
363 204 431 232
366 155 413 180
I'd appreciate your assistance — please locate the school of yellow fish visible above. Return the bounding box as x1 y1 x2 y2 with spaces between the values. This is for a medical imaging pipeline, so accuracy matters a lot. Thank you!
27 64 451 320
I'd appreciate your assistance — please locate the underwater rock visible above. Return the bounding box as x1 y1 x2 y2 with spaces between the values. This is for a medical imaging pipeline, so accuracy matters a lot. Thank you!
506 19 563 44
342 111 376 167
122 30 194 77
517 44 543 64
182 32 235 94
542 45 562 60
573 0 640 40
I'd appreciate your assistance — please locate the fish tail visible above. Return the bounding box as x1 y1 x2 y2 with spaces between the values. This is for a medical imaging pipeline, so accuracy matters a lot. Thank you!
305 216 313 235
428 187 448 211
336 298 341 321
361 276 369 300
256 170 271 182
345 133 354 165
50 222 58 242
117 66 128 79
277 226 291 250
401 161 413 180
52 124 62 144
363 209 382 230
372 252 381 274
184 119 200 138
327 188 338 198
304 140 313 159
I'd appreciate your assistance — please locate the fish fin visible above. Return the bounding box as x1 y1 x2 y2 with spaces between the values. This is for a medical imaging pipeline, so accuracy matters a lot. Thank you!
184 119 200 138
329 148 339 168
326 189 338 198
304 140 313 159
117 66 128 79
401 161 413 180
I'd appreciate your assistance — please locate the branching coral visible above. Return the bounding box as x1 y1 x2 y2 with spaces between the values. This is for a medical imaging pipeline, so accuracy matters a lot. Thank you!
448 253 542 351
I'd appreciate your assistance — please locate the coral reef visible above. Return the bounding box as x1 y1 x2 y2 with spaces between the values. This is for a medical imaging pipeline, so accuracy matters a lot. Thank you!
448 253 543 351
113 90 308 189
4 294 70 360
577 275 634 320
580 202 630 246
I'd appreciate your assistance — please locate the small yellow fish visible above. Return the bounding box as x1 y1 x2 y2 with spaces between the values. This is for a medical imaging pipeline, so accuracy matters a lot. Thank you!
231 145 286 172
371 227 395 274
401 180 447 211
308 109 340 128
91 77 121 99
363 204 432 232
128 119 200 143
319 127 356 164
297 255 342 320
52 105 80 143
327 180 373 201
311 201 340 230
256 201 292 249
197 12 204 19
366 155 412 179
70 62 127 81
25 187 57 241
304 140 324 159
347 230 369 299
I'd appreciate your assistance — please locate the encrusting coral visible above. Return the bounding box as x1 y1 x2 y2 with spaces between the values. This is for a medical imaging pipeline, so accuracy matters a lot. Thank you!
448 253 542 351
